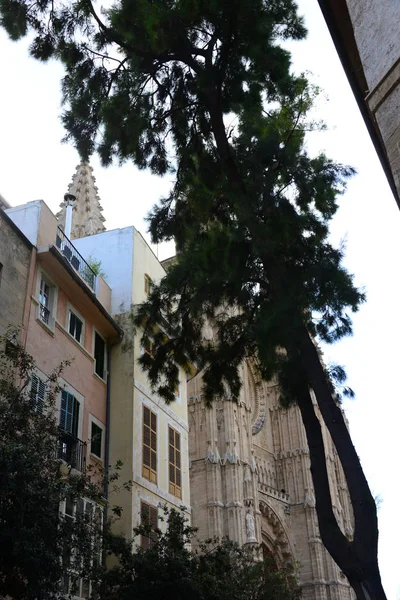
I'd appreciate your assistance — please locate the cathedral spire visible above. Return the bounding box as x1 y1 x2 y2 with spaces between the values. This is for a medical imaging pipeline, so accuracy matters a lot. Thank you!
57 162 106 239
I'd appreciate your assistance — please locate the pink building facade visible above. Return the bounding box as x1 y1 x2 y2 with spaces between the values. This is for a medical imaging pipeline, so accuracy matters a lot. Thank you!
5 199 121 477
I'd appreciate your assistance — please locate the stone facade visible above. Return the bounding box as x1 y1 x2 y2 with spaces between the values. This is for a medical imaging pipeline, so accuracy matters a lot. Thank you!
188 360 355 600
57 162 106 239
319 0 400 206
0 209 32 336
348 0 400 204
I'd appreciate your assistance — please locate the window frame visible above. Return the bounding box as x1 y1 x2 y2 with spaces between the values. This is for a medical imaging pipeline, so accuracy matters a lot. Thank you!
93 330 107 381
59 497 103 598
140 501 158 549
67 304 85 346
57 383 84 441
142 405 157 484
88 414 105 462
168 425 182 499
144 273 152 296
30 372 46 413
37 269 58 330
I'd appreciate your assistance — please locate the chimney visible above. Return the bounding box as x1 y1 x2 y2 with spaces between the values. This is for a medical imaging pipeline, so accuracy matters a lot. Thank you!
63 193 76 238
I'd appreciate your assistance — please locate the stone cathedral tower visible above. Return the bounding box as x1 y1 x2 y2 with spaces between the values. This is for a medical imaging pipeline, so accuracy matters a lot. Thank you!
57 162 106 239
188 360 355 600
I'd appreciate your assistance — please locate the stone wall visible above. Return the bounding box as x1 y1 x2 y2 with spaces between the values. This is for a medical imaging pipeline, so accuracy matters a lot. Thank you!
0 210 31 335
346 0 400 200
188 360 355 600
347 0 398 91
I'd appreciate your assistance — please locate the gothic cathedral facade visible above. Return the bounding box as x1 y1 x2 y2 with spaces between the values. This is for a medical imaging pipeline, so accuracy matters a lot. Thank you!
188 360 355 600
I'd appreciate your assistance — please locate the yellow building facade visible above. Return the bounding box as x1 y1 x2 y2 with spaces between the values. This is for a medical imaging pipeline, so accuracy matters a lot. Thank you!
74 225 191 543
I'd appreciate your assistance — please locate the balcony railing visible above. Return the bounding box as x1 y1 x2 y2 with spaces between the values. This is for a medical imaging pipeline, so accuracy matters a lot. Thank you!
55 227 96 290
39 303 50 324
57 429 86 472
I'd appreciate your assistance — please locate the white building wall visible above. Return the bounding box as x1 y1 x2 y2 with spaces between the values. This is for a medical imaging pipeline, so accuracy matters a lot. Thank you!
132 229 166 306
5 201 41 245
73 227 134 314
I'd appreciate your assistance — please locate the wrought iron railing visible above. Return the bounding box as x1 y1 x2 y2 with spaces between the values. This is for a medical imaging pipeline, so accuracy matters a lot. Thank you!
57 429 86 472
55 227 96 290
39 303 50 324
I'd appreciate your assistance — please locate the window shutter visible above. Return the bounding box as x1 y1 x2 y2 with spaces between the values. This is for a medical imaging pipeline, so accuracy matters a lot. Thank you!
168 426 182 498
142 406 157 483
72 397 80 438
149 505 158 532
36 378 46 413
141 502 158 549
91 422 102 458
30 374 46 412
69 312 75 336
30 374 39 406
60 391 79 436
60 390 68 430
94 333 105 379
75 318 82 343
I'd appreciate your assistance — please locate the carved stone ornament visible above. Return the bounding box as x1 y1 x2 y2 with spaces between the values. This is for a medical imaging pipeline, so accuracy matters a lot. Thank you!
246 511 257 542
247 360 268 435
304 488 316 509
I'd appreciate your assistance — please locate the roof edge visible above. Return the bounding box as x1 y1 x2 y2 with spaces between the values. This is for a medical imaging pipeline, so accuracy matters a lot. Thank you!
317 0 400 208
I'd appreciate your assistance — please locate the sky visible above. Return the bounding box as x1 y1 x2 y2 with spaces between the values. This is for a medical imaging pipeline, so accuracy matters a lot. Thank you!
1 1 399 597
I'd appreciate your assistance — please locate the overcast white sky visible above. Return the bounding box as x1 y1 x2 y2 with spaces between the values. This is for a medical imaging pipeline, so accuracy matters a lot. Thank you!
0 1 399 597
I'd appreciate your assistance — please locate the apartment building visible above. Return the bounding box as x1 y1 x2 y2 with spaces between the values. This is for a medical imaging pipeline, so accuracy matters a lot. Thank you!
73 226 191 544
5 199 122 597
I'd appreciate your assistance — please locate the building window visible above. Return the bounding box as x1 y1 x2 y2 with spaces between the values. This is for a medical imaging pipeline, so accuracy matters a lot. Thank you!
144 273 152 295
68 310 84 344
94 332 106 380
140 501 158 549
60 497 102 597
30 373 46 413
39 276 55 326
90 422 103 460
58 390 85 471
142 406 157 484
143 337 154 357
60 390 80 437
168 426 182 499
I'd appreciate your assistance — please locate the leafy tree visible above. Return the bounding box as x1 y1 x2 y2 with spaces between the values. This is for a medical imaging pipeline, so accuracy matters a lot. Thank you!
0 1 384 598
0 330 103 599
94 507 301 600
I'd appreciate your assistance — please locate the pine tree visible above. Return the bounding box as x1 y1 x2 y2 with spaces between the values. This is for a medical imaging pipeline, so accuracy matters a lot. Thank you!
0 2 385 597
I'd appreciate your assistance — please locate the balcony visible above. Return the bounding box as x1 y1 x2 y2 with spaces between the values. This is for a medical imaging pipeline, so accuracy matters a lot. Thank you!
55 227 96 290
57 429 86 472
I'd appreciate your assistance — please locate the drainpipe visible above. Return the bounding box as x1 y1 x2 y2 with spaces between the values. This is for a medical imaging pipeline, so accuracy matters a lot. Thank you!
103 334 122 524
104 344 112 507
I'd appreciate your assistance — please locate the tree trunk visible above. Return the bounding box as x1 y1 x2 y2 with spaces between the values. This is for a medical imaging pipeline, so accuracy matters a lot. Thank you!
294 324 381 559
205 98 386 600
350 574 388 600
293 369 386 600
